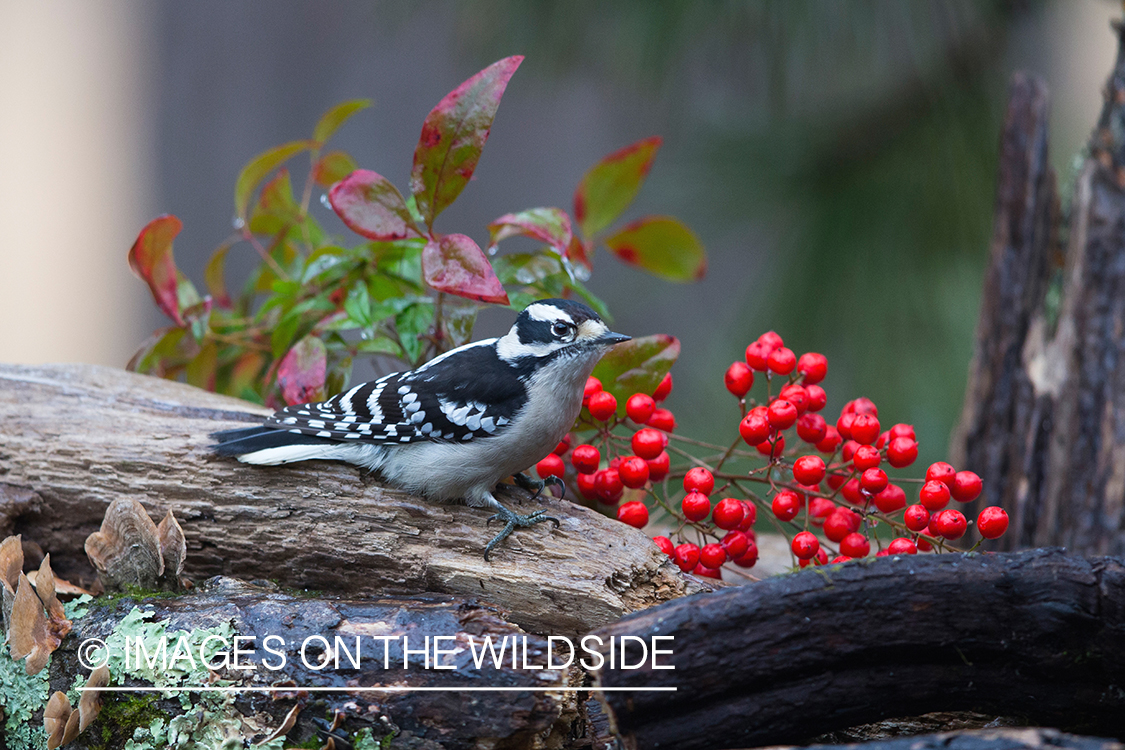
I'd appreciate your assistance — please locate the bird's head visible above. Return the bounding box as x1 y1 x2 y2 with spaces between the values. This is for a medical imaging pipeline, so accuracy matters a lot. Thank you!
496 299 630 364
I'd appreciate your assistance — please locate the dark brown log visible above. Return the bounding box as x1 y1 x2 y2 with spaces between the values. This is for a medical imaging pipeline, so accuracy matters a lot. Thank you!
761 728 1124 750
952 24 1125 555
45 576 581 749
0 364 708 639
589 549 1125 750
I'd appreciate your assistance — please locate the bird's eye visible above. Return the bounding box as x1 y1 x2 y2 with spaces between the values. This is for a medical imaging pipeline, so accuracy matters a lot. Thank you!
552 322 572 338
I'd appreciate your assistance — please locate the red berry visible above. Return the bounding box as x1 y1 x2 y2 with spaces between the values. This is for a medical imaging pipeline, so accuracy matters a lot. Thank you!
673 543 700 572
904 504 930 532
850 414 881 446
808 496 836 523
886 437 919 468
797 413 828 444
916 534 934 552
771 491 801 521
720 530 750 559
571 444 601 474
825 471 846 490
631 428 666 460
926 462 957 488
886 538 918 555
816 426 843 454
737 500 757 530
791 457 824 487
576 472 597 500
889 423 916 440
758 331 784 349
536 453 565 480
831 555 852 564
693 563 723 579
791 531 820 560
852 445 881 471
647 408 676 432
619 456 650 489
684 467 715 496
846 397 878 416
919 480 951 511
588 391 617 421
739 411 771 446
860 468 888 495
745 341 770 371
553 435 570 455
731 541 759 568
800 548 829 568
797 352 828 384
712 498 745 530
931 509 967 540
756 433 785 456
840 532 870 558
652 372 673 402
805 384 827 412
681 490 711 522
779 384 809 414
625 393 656 424
653 535 675 556
951 471 983 503
583 376 602 404
646 451 670 481
767 399 798 430
841 440 859 462
841 478 864 505
873 483 907 513
836 412 856 440
876 431 890 450
824 507 860 542
767 347 796 374
700 543 728 569
617 501 649 528
724 362 754 397
594 469 624 504
977 506 1009 539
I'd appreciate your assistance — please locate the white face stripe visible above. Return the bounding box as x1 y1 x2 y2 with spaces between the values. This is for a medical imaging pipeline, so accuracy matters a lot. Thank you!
576 319 609 342
525 303 574 324
496 329 561 361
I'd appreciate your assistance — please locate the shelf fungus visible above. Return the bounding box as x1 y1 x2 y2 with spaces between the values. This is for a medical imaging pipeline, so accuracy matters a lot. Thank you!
5 552 73 675
84 498 187 591
44 664 110 749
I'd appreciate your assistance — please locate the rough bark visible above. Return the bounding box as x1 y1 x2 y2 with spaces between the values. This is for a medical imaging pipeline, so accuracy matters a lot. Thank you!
951 26 1125 555
43 576 583 750
0 363 708 639
765 728 1124 750
589 549 1125 750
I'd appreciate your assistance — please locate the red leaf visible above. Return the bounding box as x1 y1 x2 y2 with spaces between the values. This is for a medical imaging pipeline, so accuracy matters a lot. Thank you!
313 150 359 187
128 215 185 326
565 235 592 273
573 136 662 238
329 169 419 240
487 207 572 252
410 56 523 227
604 215 706 282
235 140 309 222
204 243 233 309
277 336 327 406
422 234 509 305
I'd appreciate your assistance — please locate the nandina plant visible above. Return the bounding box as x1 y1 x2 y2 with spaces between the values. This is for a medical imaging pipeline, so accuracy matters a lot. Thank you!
126 56 705 407
540 330 1010 577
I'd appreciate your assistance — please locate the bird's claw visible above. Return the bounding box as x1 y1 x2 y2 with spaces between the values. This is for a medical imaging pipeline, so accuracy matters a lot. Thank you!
512 471 566 501
483 506 561 561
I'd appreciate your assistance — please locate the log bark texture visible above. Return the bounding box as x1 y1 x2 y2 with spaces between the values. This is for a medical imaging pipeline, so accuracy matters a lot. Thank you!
44 576 584 750
589 549 1125 750
951 27 1125 555
0 363 707 639
765 728 1125 750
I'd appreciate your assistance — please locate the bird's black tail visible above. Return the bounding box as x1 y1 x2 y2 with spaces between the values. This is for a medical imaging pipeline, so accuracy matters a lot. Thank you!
210 426 336 457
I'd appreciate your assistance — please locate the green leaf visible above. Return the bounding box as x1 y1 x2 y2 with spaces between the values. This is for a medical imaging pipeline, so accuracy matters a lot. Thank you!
313 150 359 187
343 280 373 328
127 326 190 376
313 99 372 146
492 252 563 286
604 215 706 282
410 56 523 227
487 207 572 252
325 355 353 397
591 334 680 410
204 243 234 308
395 301 435 365
329 170 420 240
277 336 327 405
375 240 425 289
301 245 353 284
228 352 265 402
421 234 509 305
441 299 479 349
248 168 301 236
185 341 218 390
356 336 404 357
271 313 302 360
573 136 662 237
128 215 186 326
234 140 309 222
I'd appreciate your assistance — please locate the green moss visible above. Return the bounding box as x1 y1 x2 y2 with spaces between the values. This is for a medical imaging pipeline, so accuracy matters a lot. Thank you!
0 642 50 750
83 694 164 750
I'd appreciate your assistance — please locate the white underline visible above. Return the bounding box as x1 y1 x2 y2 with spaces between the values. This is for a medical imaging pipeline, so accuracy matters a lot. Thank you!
79 686 674 693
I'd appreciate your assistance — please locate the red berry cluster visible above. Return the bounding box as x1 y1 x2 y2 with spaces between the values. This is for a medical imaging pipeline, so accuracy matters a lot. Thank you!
539 330 1010 578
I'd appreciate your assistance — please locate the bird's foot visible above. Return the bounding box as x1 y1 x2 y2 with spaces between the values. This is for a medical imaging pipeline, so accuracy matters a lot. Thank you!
512 471 566 500
483 505 560 561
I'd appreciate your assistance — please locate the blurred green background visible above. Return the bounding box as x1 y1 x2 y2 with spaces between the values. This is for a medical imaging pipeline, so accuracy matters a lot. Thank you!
0 0 1117 468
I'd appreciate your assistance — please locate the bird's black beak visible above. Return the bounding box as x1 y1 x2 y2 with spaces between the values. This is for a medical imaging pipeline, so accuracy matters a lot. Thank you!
598 332 632 347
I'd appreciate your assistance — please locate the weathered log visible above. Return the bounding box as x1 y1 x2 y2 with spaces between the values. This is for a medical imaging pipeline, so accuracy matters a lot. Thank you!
952 23 1125 555
763 728 1124 750
0 363 706 638
590 549 1125 750
40 576 581 750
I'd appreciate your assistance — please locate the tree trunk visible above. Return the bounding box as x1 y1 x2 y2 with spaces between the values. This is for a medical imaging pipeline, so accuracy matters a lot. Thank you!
0 363 709 640
589 549 1125 750
951 23 1125 555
